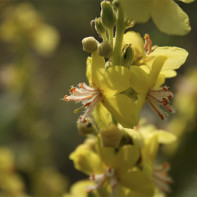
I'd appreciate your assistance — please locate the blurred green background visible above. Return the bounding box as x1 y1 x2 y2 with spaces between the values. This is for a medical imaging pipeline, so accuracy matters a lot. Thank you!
0 0 196 196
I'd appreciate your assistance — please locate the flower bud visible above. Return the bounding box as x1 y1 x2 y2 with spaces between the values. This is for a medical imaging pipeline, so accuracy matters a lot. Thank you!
82 37 98 53
101 1 116 29
112 0 120 10
95 17 106 36
77 118 97 136
121 44 134 67
101 124 123 147
98 40 113 58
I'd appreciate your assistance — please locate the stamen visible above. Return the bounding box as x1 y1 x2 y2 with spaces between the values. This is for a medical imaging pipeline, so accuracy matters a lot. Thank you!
144 34 152 55
64 82 102 123
87 168 118 197
147 86 175 120
153 163 172 193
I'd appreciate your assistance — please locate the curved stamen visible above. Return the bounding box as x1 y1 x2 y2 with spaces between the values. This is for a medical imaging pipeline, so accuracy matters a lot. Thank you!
87 168 118 197
64 82 102 122
153 163 172 193
147 86 175 120
144 34 152 55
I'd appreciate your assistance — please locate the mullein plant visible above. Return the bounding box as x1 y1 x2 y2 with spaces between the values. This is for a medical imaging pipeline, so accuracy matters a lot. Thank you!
63 0 193 196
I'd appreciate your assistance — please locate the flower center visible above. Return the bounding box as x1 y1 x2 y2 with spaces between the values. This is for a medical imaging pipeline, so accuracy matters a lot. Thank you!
147 86 175 120
87 168 118 197
64 82 102 123
153 163 172 193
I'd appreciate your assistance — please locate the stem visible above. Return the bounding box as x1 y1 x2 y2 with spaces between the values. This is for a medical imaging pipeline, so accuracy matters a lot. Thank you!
112 6 125 66
108 27 114 48
101 32 107 41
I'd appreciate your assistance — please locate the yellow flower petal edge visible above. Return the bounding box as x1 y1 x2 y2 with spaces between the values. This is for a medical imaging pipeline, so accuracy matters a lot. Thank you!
120 0 153 23
86 50 105 89
122 31 145 62
102 66 133 95
69 141 105 175
151 0 191 35
149 56 167 88
179 0 195 3
119 168 155 196
103 93 145 128
148 47 188 71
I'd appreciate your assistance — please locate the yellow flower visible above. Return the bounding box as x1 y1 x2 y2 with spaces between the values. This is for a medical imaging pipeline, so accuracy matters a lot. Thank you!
120 0 192 35
69 131 145 196
139 124 175 193
129 56 176 119
119 123 176 195
122 31 188 119
123 31 188 79
64 51 145 128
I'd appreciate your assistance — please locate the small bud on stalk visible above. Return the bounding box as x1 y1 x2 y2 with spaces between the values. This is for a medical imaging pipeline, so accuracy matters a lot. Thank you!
95 17 106 36
98 40 113 58
77 118 97 136
82 37 98 53
101 1 116 29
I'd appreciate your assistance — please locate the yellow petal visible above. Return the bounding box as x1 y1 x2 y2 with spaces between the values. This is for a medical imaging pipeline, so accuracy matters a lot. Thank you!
123 31 145 62
149 47 188 71
149 56 167 88
64 180 93 197
116 186 154 197
143 134 159 162
69 145 105 175
178 0 195 3
130 66 150 94
155 131 177 144
151 0 191 35
161 70 177 78
142 129 176 162
102 93 145 128
96 136 140 170
102 66 132 95
86 50 105 88
120 0 153 23
93 103 113 131
119 168 155 196
154 73 166 88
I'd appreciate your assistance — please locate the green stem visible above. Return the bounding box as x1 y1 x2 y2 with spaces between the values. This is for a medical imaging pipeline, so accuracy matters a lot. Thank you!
112 6 125 66
108 27 114 48
101 32 107 41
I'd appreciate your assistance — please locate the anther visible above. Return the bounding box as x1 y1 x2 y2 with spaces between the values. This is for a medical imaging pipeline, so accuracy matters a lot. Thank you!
144 33 152 55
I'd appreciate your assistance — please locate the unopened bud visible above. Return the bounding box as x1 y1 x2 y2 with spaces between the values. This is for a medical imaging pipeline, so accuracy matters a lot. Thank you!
95 17 106 36
77 119 97 136
101 1 116 29
101 124 123 147
82 37 98 53
121 44 134 67
112 0 120 10
98 40 113 58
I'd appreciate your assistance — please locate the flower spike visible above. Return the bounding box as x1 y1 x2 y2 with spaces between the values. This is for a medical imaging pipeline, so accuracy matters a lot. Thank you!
64 82 102 123
147 86 175 120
